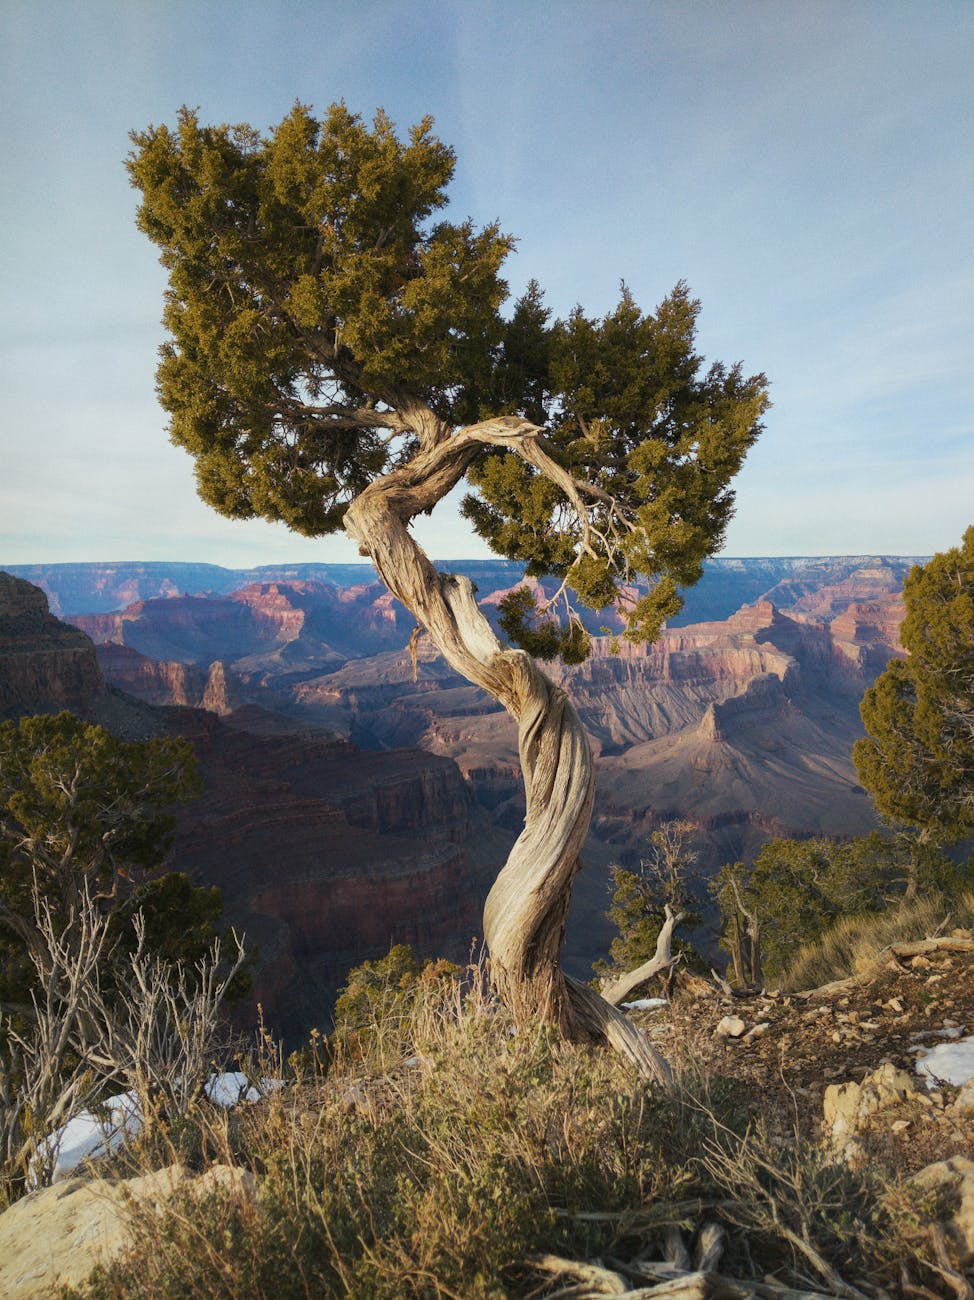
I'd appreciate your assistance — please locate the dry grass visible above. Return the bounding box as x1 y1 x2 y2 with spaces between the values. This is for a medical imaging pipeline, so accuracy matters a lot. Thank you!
782 889 974 993
55 963 962 1298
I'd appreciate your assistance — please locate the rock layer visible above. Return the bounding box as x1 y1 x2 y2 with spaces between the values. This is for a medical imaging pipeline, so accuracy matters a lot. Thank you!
0 572 103 714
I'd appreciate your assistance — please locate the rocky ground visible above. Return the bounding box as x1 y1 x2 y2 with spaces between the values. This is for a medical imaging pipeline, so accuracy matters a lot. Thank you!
638 935 974 1173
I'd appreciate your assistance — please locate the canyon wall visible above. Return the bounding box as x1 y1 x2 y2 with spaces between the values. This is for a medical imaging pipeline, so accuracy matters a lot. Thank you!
0 571 104 714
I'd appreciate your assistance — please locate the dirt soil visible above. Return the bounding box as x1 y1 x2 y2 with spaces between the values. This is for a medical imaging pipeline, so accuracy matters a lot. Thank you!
633 938 974 1172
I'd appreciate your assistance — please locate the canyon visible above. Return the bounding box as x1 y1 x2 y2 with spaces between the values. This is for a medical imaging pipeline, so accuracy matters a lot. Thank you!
0 557 916 1018
0 573 504 1041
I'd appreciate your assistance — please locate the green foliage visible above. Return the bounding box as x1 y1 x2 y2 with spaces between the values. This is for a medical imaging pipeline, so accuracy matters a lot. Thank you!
0 712 238 1012
854 526 974 842
107 872 251 1002
594 821 703 980
594 866 670 981
332 943 460 1061
129 105 769 657
496 586 590 663
127 104 512 536
714 832 972 982
465 281 769 643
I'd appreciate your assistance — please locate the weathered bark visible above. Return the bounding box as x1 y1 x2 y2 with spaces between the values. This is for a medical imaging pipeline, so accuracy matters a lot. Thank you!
726 876 761 989
601 905 686 1007
344 417 671 1083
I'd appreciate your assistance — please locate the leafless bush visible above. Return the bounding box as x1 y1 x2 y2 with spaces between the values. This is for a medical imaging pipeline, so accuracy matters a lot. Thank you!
0 882 114 1191
91 911 246 1119
0 876 246 1195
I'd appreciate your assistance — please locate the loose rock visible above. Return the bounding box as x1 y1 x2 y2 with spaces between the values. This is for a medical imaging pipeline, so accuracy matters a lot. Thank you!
715 1015 746 1038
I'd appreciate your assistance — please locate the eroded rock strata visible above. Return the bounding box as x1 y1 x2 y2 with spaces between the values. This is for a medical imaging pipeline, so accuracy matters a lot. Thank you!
0 571 104 713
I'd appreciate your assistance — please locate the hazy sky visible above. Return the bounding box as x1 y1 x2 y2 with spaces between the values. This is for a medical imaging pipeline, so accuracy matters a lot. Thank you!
1 0 972 566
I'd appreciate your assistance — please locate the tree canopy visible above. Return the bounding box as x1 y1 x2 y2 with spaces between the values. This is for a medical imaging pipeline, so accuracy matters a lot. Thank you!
0 713 230 1014
129 102 768 1073
854 527 974 842
128 103 768 653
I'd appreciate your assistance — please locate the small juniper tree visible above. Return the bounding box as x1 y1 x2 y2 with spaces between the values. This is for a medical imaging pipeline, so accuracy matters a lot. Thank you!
596 819 702 980
0 713 224 1015
854 527 974 870
128 104 768 1075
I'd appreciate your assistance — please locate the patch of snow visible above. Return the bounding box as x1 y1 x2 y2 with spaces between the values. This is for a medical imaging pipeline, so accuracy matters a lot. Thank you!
205 1071 263 1107
31 1091 143 1186
621 998 668 1010
916 1034 974 1087
31 1073 283 1184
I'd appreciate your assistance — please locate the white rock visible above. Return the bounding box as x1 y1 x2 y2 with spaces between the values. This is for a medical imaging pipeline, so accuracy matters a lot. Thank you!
715 1015 746 1038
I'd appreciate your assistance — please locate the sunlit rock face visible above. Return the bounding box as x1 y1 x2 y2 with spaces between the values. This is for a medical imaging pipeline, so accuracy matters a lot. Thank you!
0 572 104 714
94 645 247 716
94 643 208 706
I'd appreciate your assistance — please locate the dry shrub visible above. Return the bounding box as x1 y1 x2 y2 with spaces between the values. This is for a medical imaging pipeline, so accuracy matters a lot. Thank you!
64 962 960 1298
782 888 974 993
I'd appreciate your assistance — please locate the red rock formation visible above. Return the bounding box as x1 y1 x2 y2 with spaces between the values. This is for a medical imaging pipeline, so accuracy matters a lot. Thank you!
0 572 104 713
776 563 910 619
96 643 207 706
201 661 244 715
829 595 905 668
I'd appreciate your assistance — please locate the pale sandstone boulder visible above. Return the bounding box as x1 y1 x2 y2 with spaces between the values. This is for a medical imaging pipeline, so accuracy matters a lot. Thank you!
0 1163 255 1298
950 1077 974 1117
823 1062 920 1161
715 1015 747 1038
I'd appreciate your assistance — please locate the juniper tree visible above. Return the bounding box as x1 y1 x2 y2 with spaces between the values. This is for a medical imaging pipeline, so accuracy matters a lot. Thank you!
854 527 974 854
0 712 232 1018
128 103 768 1076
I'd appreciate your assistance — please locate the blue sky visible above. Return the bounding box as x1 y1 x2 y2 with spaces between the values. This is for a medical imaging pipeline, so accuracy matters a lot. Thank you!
1 0 971 566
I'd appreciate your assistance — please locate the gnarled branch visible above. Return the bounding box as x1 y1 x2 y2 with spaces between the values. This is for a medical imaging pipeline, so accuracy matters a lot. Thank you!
344 415 672 1083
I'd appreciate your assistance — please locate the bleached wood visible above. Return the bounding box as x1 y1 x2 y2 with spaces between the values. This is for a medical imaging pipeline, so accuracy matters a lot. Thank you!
344 416 672 1082
601 905 686 1007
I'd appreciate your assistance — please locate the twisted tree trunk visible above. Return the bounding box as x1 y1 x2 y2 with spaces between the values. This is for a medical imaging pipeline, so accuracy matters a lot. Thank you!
345 419 672 1083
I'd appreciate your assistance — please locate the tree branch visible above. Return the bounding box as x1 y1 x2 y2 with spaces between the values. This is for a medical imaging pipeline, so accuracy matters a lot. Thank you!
601 905 686 1007
344 415 672 1083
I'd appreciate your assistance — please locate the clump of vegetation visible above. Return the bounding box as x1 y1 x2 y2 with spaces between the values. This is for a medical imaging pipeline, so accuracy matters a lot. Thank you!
782 886 974 992
331 942 461 1064
854 526 974 848
714 831 973 986
594 819 705 987
60 956 959 1298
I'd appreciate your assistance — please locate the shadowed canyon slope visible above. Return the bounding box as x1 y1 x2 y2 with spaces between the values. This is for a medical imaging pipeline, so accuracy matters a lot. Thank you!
0 573 504 1039
0 571 105 712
